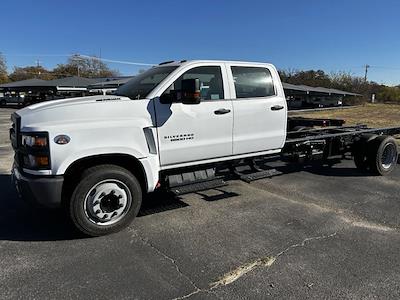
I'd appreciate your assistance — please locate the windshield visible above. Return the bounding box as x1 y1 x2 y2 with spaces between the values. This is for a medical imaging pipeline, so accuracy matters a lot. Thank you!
116 66 178 99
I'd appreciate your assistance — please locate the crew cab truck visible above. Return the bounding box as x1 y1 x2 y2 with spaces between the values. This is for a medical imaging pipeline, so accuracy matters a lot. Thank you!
10 60 400 236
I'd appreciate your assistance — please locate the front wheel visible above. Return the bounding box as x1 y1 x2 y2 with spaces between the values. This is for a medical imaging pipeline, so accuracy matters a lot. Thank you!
69 165 142 236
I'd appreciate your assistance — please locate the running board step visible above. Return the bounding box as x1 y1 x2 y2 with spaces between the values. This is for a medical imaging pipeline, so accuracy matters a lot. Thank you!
171 179 227 195
239 169 282 183
167 168 217 188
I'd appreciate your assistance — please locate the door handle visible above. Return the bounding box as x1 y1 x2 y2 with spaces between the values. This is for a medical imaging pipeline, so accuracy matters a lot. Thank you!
214 108 231 115
271 105 284 111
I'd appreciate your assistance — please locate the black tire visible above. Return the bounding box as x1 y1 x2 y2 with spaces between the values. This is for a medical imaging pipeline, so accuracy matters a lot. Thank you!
367 135 398 176
0 100 6 106
353 134 378 171
69 165 142 236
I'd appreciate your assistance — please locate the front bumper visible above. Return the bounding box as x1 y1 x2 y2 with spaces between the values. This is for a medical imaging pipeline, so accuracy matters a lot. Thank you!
11 167 64 208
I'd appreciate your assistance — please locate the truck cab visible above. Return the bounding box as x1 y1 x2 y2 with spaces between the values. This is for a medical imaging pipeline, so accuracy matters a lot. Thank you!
11 60 287 236
138 60 287 167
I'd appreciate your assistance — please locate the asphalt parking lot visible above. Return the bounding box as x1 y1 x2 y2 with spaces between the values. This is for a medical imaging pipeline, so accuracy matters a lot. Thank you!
1 108 400 299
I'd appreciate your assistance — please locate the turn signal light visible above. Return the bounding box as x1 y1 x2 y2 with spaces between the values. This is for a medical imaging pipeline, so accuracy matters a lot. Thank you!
24 155 50 168
35 156 49 167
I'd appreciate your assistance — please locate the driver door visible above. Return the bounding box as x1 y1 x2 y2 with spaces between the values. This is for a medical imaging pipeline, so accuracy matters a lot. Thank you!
154 64 233 167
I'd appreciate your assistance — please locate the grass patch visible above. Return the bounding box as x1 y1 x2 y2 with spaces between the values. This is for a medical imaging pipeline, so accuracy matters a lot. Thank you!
290 103 400 128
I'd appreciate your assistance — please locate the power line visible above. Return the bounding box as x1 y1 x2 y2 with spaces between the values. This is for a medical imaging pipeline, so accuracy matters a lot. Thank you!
3 54 70 57
4 53 400 70
77 54 156 66
3 53 156 67
368 65 400 70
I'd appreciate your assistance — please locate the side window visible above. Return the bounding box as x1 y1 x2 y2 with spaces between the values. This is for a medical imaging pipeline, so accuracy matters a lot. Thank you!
162 66 224 101
231 66 275 99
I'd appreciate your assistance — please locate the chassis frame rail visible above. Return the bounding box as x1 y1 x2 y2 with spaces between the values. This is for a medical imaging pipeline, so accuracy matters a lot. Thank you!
286 125 400 144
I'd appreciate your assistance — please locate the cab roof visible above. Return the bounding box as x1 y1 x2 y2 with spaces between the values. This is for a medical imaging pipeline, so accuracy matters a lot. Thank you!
157 59 274 67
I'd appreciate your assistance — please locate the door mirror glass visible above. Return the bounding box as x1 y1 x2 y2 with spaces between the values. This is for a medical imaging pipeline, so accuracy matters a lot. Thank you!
159 92 173 104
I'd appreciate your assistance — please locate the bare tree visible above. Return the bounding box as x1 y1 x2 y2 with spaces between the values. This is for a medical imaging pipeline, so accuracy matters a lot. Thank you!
0 53 9 83
52 54 119 78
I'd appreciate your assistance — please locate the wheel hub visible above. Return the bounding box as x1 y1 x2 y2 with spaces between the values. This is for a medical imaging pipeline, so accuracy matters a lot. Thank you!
84 180 131 225
381 143 397 169
100 191 122 213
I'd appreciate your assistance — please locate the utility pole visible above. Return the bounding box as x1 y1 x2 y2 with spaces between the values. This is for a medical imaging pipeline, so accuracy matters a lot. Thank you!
364 64 370 82
36 59 41 77
72 54 83 77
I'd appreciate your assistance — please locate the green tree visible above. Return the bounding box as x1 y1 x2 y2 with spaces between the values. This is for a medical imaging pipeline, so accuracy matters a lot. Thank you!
278 68 397 103
329 71 385 100
280 69 332 88
0 53 9 83
377 86 400 102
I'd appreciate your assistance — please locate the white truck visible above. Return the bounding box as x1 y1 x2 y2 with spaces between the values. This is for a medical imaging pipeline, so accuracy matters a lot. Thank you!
10 60 400 236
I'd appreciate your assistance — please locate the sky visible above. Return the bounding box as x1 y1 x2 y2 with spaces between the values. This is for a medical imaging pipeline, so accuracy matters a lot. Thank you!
1 0 400 85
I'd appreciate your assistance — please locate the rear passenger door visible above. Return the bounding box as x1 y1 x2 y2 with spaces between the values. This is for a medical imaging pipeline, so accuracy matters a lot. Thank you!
227 64 287 155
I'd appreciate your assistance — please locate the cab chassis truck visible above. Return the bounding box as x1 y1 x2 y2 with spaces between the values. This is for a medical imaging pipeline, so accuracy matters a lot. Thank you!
9 60 400 236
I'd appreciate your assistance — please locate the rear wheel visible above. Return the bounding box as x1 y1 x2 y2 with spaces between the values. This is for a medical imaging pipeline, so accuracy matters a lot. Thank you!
367 135 398 175
69 165 142 236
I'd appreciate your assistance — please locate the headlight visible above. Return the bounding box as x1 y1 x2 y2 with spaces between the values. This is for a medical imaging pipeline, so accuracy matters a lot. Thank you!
20 132 50 170
22 134 48 147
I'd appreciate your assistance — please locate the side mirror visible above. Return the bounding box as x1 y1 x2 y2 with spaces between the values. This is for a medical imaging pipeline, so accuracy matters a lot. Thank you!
181 78 201 104
159 92 172 104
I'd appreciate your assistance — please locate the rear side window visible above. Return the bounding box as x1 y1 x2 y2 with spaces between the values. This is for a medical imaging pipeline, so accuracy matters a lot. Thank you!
231 66 275 99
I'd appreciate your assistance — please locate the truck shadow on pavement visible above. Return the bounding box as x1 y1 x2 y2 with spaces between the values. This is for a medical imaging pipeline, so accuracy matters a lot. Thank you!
0 174 78 241
0 162 372 241
288 165 368 177
0 175 190 242
139 191 189 217
264 160 370 178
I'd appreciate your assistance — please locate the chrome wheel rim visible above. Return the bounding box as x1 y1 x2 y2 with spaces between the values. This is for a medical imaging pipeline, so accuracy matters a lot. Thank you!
84 179 132 226
381 143 397 169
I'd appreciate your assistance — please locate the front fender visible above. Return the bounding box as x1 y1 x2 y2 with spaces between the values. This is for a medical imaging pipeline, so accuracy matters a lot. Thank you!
55 147 148 175
43 119 154 175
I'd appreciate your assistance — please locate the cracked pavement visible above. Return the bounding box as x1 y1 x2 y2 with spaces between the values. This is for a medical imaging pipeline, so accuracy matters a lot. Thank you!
1 108 400 299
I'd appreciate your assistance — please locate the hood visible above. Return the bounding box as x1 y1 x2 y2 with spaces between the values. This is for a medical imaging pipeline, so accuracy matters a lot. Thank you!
19 95 131 114
16 95 155 131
